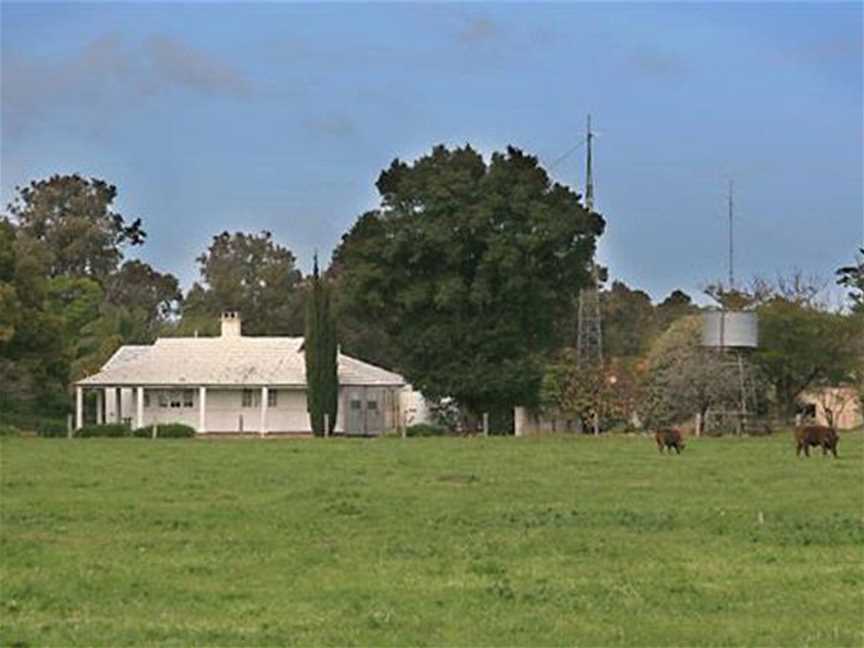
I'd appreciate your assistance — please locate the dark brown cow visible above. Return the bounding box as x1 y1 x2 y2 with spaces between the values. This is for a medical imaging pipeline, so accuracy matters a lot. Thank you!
655 428 685 455
795 425 839 458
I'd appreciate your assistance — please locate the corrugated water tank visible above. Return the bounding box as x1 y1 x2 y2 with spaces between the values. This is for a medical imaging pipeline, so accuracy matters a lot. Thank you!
701 311 758 348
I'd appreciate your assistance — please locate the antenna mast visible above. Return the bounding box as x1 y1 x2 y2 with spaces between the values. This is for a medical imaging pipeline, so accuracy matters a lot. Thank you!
728 179 734 289
585 114 594 212
576 114 603 371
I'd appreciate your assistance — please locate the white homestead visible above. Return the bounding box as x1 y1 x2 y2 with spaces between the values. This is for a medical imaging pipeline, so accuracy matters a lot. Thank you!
74 312 405 435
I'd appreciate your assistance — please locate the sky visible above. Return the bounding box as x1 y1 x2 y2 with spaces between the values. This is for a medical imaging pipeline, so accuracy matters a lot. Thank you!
2 2 862 305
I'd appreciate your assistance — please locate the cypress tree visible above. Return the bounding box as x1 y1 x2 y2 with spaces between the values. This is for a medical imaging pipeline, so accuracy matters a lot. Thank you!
321 278 339 434
305 255 338 436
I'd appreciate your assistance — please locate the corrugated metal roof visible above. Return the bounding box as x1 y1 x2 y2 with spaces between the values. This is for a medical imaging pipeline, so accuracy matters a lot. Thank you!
77 336 405 387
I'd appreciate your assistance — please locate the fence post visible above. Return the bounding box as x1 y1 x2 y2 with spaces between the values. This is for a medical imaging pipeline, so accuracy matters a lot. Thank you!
593 411 600 436
514 407 525 437
695 412 702 438
324 413 330 438
152 424 157 440
483 412 489 437
67 414 73 439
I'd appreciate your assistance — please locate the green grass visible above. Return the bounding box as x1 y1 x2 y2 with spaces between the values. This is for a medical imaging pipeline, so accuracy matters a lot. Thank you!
2 432 863 646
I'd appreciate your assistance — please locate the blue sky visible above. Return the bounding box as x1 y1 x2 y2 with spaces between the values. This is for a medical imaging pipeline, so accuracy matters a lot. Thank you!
2 2 862 304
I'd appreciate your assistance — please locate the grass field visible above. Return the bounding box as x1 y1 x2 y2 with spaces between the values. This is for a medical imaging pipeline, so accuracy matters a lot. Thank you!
1 432 863 646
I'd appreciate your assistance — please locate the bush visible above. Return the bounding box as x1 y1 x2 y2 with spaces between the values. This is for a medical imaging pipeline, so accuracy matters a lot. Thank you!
0 411 67 437
76 423 130 438
406 423 448 437
37 419 68 438
0 424 22 437
131 423 196 438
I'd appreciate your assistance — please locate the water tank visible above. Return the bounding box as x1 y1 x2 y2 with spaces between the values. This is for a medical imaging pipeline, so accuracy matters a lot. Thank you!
701 311 758 348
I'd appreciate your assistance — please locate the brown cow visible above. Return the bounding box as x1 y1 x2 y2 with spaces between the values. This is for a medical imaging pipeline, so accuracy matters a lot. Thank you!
795 425 839 458
655 428 685 455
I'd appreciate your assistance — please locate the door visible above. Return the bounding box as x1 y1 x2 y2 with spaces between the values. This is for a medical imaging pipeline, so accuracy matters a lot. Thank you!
343 387 386 436
364 388 385 435
345 388 365 436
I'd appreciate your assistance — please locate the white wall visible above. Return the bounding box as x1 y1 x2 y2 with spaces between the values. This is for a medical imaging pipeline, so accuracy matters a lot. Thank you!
400 386 432 426
99 386 399 433
102 387 312 433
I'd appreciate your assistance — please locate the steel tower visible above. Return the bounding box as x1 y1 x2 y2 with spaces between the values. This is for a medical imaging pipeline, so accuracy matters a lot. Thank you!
576 115 603 367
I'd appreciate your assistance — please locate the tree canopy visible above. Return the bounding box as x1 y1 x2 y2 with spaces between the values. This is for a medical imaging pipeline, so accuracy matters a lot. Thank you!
1 176 178 417
754 297 861 415
334 144 604 425
601 281 657 358
0 219 69 413
179 231 304 336
7 174 145 280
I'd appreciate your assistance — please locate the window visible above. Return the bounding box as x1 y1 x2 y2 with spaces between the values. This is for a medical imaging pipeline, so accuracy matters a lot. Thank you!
350 399 362 410
367 400 378 411
242 389 261 408
183 389 194 408
170 391 182 408
143 392 151 408
158 391 169 408
243 389 274 407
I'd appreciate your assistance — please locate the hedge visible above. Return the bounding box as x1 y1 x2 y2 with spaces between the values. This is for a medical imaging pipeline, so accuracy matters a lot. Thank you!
406 423 449 437
76 423 130 438
73 422 196 438
132 423 196 438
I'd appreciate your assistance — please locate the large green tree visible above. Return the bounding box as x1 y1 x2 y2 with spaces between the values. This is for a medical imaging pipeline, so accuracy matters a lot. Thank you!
754 297 861 415
328 216 401 372
601 281 658 358
106 260 182 326
0 220 68 414
0 220 20 343
2 176 179 417
179 231 303 336
7 174 145 280
304 257 338 436
334 145 604 427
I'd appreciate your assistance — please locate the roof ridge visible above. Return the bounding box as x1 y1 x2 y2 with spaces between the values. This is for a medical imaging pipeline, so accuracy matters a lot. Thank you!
77 337 404 387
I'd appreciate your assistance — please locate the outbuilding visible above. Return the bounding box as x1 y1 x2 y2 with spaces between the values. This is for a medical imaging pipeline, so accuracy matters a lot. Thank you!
73 312 405 435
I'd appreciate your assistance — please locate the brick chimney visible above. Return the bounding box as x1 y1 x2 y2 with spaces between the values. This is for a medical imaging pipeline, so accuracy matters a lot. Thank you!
221 311 242 337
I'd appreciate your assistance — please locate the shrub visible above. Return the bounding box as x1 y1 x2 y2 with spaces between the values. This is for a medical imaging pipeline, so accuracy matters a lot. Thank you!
131 423 196 439
0 411 67 437
406 423 448 437
0 424 21 437
76 423 130 438
37 420 68 438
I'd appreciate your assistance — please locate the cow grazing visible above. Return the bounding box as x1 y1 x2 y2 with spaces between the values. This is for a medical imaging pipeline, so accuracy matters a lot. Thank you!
795 425 839 458
655 428 686 455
